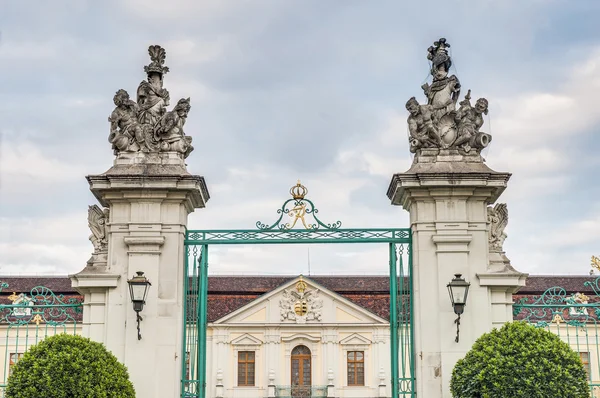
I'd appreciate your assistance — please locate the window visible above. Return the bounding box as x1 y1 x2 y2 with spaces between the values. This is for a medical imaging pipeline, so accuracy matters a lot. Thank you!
580 352 591 378
347 351 364 386
9 353 24 375
238 351 255 386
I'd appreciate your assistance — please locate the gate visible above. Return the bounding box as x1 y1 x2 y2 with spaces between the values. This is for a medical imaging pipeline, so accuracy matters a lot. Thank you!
0 282 82 396
181 182 415 398
513 261 600 397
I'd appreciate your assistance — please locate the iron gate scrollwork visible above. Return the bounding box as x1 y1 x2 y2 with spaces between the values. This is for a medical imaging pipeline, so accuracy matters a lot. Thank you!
0 283 82 396
513 261 600 397
181 181 415 398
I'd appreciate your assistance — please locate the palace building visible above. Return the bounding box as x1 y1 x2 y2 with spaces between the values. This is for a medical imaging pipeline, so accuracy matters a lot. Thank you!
0 273 598 398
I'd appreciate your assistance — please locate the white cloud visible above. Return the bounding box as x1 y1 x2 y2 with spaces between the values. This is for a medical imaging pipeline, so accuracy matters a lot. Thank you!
0 142 85 196
493 49 600 144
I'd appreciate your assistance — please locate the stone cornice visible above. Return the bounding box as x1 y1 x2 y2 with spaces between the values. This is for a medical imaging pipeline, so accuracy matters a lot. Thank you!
387 168 511 208
87 171 209 212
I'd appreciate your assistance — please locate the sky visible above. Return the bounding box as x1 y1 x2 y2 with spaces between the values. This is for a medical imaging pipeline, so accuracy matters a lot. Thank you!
0 0 599 277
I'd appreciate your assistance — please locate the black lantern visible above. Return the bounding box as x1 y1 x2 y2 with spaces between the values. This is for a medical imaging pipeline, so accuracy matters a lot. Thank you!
127 271 151 340
447 274 470 342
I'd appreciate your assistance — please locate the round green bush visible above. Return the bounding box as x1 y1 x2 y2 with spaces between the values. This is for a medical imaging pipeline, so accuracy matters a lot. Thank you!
6 334 135 398
451 322 589 398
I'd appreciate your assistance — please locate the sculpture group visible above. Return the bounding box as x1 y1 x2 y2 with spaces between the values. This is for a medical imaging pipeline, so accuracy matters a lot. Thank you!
108 45 193 159
407 38 492 154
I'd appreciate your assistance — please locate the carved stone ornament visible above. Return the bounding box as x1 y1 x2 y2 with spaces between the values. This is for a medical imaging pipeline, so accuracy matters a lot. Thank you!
487 203 508 252
279 280 323 323
108 45 194 159
88 205 109 253
407 38 492 156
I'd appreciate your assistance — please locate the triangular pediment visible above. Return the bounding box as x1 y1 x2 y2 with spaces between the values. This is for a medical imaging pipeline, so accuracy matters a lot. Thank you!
231 333 263 346
213 276 387 325
340 333 372 346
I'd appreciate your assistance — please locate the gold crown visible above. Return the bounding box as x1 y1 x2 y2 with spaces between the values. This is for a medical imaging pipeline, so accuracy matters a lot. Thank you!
290 180 308 200
296 280 307 293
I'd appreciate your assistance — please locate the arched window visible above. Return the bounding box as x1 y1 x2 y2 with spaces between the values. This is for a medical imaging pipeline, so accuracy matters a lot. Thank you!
291 345 311 388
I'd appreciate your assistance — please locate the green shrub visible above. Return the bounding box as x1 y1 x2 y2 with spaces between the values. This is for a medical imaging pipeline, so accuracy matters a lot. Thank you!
451 322 589 398
6 334 135 398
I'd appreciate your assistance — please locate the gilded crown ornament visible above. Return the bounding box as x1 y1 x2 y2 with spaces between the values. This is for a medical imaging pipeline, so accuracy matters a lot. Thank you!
256 181 342 231
290 180 308 200
296 279 307 293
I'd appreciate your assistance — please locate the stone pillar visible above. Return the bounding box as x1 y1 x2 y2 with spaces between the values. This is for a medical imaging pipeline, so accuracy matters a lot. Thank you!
72 154 209 398
387 150 526 398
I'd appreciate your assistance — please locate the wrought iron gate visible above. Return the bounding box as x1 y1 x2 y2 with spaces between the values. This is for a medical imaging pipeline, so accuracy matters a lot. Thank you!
513 266 600 397
0 283 82 396
181 182 415 398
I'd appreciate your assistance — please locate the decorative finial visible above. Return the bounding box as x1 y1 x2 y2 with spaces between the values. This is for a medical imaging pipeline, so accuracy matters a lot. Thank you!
144 45 170 75
290 180 308 200
592 256 600 272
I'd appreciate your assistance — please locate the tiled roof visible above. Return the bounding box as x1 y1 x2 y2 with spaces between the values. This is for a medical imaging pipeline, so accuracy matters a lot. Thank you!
1 275 598 323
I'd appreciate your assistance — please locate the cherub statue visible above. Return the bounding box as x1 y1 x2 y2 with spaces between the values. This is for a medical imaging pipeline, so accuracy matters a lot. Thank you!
406 97 443 152
454 90 489 152
155 98 194 158
487 203 508 252
137 45 171 127
108 89 158 154
88 205 110 252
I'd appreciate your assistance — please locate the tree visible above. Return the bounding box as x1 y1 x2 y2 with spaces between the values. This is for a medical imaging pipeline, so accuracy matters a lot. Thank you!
6 334 135 398
451 321 589 398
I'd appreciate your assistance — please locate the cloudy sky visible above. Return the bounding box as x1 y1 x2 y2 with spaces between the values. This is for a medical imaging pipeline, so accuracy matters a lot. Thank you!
0 0 599 277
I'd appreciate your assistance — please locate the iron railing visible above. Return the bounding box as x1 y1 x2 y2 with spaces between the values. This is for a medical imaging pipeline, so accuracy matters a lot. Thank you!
513 275 600 397
0 283 82 396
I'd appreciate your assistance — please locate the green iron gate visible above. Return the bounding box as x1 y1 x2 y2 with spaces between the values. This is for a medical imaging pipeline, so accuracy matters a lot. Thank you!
513 261 600 397
181 182 415 398
0 283 82 396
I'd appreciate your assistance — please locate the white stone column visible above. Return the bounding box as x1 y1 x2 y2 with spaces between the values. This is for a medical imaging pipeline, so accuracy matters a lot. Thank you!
72 155 209 398
387 151 526 398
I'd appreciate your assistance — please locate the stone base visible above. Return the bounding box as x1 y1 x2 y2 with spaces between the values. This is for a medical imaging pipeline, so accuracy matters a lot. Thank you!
415 148 484 164
114 150 186 166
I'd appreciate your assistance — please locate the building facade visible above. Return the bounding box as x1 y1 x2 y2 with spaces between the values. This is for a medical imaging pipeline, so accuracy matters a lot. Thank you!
1 274 599 397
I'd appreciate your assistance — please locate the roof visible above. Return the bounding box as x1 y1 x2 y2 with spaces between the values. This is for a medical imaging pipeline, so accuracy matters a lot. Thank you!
0 275 597 323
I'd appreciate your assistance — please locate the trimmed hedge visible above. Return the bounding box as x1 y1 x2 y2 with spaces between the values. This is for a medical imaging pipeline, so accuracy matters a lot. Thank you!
451 322 589 398
6 334 135 398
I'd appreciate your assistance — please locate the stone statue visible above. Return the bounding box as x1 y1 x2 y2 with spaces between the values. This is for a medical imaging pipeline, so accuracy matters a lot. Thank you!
406 38 492 155
108 90 156 154
454 91 492 152
421 38 461 123
137 45 170 127
156 98 194 157
88 205 109 252
487 203 508 252
108 45 194 159
406 97 442 153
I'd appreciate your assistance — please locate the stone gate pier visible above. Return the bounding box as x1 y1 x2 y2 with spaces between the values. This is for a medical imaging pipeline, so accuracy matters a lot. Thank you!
387 38 527 398
70 45 209 398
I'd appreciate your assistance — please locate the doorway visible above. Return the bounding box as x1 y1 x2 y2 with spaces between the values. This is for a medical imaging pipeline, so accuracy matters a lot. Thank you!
291 345 312 396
